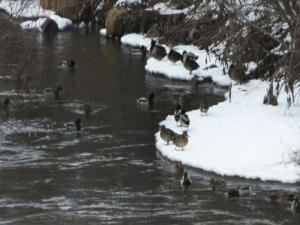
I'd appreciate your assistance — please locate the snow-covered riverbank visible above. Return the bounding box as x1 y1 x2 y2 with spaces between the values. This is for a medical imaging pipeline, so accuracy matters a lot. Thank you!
156 80 300 183
0 0 72 31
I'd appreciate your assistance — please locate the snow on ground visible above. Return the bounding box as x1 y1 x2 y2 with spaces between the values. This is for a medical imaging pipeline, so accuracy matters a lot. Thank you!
156 80 300 183
21 14 72 31
115 0 141 7
120 33 231 86
1 0 72 31
146 1 192 15
0 0 54 17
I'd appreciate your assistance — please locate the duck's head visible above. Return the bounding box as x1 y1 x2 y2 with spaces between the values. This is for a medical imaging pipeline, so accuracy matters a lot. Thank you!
175 104 182 110
140 45 147 52
151 39 156 47
69 59 75 67
148 93 155 101
182 131 189 137
159 125 166 130
181 109 186 115
55 85 63 92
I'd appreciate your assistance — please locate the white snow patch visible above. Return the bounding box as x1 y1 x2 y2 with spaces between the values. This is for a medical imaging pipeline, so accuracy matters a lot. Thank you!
147 2 191 15
115 0 142 7
1 0 72 31
156 80 300 183
0 0 54 17
99 28 107 36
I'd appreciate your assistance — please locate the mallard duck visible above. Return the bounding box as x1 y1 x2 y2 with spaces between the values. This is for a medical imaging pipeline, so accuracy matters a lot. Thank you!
62 59 76 71
168 49 182 64
174 104 182 125
210 178 226 191
175 162 184 179
182 51 199 75
53 85 63 100
179 110 190 127
159 125 177 145
291 197 300 213
181 171 192 190
173 131 189 150
200 99 209 116
269 192 297 204
136 93 154 110
2 98 10 109
150 39 167 60
65 118 81 131
129 45 147 56
228 63 246 84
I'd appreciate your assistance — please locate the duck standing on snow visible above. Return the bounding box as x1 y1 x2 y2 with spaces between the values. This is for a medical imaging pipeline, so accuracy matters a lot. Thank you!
65 118 82 131
179 110 190 127
173 131 189 150
210 178 227 192
150 39 166 60
182 51 199 75
159 125 177 145
62 59 76 71
129 45 147 56
181 171 192 191
174 104 182 125
200 99 209 116
168 49 182 64
136 92 155 110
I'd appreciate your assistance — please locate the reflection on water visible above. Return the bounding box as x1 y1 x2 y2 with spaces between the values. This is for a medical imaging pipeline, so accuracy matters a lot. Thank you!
0 27 299 225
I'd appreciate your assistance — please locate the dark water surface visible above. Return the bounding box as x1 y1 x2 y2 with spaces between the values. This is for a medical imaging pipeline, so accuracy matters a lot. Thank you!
0 28 299 225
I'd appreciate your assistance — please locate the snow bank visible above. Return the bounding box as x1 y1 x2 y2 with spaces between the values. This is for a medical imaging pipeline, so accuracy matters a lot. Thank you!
146 1 191 15
115 0 142 7
156 80 300 183
20 14 72 31
0 0 54 17
1 0 72 31
120 33 231 86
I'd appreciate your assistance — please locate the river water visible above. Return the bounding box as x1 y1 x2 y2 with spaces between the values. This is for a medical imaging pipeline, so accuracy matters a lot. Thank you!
0 26 299 225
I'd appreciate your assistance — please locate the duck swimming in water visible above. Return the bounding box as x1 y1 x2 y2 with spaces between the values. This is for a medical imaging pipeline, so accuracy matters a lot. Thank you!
62 59 76 71
65 118 81 131
210 178 227 192
181 171 192 191
136 93 155 110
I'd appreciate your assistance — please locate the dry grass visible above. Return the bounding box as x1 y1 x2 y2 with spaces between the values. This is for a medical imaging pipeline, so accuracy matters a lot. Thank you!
106 7 128 38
